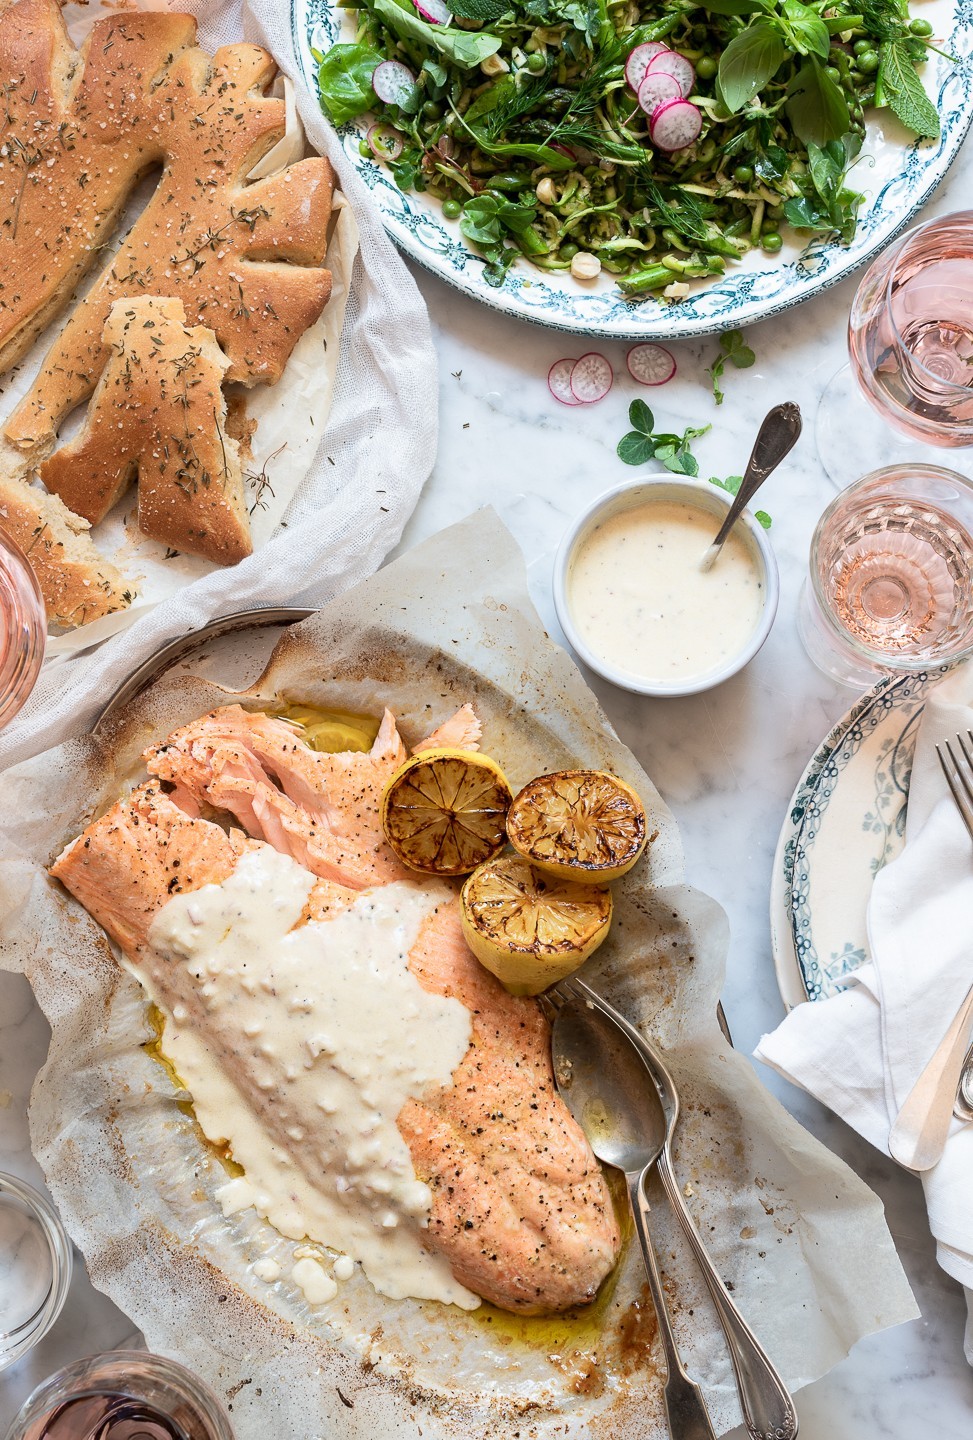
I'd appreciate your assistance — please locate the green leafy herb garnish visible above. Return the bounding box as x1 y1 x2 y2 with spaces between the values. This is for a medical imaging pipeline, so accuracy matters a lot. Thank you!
707 330 756 406
617 400 710 472
876 41 941 137
709 473 773 528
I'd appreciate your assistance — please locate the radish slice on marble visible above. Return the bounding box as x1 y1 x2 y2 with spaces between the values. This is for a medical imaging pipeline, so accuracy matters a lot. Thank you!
627 343 677 386
625 42 670 92
413 0 452 21
548 358 582 406
570 352 614 404
372 60 418 107
646 50 695 98
367 124 405 161
637 70 682 117
649 98 702 152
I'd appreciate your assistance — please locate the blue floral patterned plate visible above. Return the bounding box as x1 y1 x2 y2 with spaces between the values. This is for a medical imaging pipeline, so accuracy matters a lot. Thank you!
293 0 973 337
770 671 949 1009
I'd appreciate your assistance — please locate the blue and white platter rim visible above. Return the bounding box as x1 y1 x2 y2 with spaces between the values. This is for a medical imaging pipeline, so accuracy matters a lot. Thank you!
770 670 946 1009
293 0 973 337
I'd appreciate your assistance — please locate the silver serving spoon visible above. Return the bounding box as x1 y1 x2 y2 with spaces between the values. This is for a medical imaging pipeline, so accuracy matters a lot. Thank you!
552 980 798 1440
699 402 803 571
552 993 718 1440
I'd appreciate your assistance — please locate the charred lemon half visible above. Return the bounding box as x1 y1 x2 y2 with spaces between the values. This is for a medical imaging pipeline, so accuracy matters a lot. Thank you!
381 748 513 876
506 769 650 885
460 853 612 996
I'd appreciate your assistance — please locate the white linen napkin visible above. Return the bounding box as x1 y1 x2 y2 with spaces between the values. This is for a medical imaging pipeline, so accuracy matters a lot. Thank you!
0 0 437 771
756 662 973 1363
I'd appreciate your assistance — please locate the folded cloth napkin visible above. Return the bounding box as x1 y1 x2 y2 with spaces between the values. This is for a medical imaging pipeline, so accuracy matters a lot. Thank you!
0 0 437 771
756 662 973 1363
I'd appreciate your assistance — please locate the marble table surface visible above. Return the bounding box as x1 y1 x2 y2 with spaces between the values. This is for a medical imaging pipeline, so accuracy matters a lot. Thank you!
4 143 973 1438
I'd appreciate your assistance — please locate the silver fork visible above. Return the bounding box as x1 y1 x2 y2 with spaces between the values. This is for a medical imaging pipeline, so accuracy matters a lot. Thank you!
937 733 973 1123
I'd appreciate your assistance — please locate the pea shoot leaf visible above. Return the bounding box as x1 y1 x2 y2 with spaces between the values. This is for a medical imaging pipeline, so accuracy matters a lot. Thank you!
617 408 710 472
717 22 787 113
785 59 851 145
877 41 940 137
628 399 654 435
617 432 657 465
707 330 756 405
708 475 773 527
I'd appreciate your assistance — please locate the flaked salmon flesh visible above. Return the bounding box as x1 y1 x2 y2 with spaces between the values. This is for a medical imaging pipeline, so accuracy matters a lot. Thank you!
51 704 621 1313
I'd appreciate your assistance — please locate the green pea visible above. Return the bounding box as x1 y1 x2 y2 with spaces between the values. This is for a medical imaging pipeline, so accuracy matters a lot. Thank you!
712 100 731 121
761 231 783 253
733 164 754 185
825 65 841 83
761 219 779 236
442 198 462 220
359 139 372 158
856 49 880 73
527 50 546 72
559 242 579 260
853 38 872 55
910 16 934 34
695 55 718 80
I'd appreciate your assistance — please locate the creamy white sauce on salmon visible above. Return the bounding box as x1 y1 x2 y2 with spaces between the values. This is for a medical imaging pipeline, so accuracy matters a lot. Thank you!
138 846 477 1309
568 499 764 682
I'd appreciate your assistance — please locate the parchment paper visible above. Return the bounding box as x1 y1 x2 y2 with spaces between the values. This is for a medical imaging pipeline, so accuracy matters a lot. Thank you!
0 513 917 1438
1 0 359 655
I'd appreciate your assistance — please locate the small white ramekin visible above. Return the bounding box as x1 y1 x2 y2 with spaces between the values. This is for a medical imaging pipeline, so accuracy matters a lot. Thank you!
553 475 780 698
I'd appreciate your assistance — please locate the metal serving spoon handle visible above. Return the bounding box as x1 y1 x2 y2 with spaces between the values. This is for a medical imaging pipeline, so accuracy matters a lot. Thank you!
629 1169 718 1440
654 1146 799 1440
700 402 803 571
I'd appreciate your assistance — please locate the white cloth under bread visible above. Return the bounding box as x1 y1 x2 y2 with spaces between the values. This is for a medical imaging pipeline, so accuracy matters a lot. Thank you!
0 0 437 768
756 662 973 1364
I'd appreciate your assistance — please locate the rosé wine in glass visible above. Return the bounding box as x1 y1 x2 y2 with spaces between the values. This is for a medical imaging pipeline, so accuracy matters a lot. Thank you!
0 525 45 729
849 212 973 448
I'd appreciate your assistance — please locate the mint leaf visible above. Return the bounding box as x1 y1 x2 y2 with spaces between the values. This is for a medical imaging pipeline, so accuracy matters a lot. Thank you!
786 59 851 145
316 43 381 126
717 22 787 113
628 399 655 435
878 41 940 138
617 432 657 465
450 0 509 18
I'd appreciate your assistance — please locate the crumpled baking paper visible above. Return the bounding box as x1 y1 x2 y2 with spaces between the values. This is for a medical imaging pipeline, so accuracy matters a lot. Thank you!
0 513 917 1438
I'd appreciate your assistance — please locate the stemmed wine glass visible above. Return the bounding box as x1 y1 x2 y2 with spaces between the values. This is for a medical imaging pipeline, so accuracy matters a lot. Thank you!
816 211 973 488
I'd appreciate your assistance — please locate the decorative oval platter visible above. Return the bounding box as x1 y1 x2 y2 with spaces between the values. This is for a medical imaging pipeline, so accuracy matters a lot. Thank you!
292 0 973 337
770 670 945 1010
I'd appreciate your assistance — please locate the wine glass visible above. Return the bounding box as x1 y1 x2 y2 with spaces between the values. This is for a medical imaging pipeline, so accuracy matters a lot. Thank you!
798 463 973 688
816 211 973 488
0 525 45 729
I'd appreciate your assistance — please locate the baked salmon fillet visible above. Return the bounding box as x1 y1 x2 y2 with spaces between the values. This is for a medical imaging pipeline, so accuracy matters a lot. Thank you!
50 709 621 1314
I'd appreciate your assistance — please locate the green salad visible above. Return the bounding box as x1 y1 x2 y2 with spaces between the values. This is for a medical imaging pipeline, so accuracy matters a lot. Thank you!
315 0 942 294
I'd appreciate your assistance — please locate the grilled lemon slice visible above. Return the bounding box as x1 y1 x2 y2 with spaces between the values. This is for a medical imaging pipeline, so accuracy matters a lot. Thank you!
460 854 612 996
381 748 513 876
506 769 650 884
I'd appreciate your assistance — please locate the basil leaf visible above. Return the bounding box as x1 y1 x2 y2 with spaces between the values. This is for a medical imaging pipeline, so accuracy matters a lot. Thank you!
701 0 768 14
316 43 381 126
717 22 787 114
785 59 850 145
374 0 501 66
628 399 655 435
878 41 940 137
782 0 831 59
617 432 657 466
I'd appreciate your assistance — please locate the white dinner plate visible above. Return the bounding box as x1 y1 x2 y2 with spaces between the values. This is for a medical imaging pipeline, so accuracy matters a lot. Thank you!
770 670 946 1009
292 0 973 337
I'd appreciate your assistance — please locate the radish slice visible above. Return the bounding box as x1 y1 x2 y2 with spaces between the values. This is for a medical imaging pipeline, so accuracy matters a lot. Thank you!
627 342 676 386
372 59 418 107
570 352 614 404
367 124 405 162
625 41 670 93
637 71 681 117
650 98 702 152
549 141 577 160
548 358 582 406
413 0 452 21
646 50 695 99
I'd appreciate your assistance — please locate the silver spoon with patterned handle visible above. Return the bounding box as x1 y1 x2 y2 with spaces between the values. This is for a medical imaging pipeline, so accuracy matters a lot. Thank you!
553 979 798 1440
552 991 718 1440
699 402 803 572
